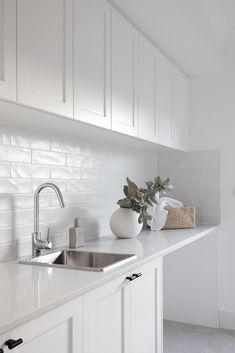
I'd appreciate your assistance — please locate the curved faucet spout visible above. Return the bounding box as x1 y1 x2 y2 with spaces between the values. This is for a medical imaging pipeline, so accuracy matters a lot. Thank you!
33 183 65 256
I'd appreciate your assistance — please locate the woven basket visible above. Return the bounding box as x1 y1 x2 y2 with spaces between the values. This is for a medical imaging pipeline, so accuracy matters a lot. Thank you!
162 206 196 230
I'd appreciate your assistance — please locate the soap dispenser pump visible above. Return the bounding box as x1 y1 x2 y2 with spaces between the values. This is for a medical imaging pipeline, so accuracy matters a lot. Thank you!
69 218 84 248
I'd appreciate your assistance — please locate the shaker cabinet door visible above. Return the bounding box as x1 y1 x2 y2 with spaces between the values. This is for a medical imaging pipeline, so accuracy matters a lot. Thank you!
111 8 138 136
157 53 173 147
0 0 16 101
74 0 111 129
0 298 83 353
17 0 73 117
84 274 130 353
138 34 158 142
130 258 163 353
172 68 188 151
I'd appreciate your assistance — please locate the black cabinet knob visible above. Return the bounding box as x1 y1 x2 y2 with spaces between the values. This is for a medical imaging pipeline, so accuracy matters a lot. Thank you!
5 339 23 350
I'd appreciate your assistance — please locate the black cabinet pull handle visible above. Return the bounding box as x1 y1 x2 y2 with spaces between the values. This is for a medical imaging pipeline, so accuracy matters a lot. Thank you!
5 339 23 350
126 272 142 282
126 274 136 281
133 272 142 278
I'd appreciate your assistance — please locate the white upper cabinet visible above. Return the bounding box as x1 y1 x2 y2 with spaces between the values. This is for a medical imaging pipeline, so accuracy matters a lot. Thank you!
172 67 188 151
157 52 173 147
17 0 73 117
111 8 138 136
0 0 16 101
138 34 158 142
74 0 111 129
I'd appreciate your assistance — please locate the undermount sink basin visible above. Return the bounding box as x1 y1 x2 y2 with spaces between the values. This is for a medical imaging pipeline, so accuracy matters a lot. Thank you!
20 250 137 272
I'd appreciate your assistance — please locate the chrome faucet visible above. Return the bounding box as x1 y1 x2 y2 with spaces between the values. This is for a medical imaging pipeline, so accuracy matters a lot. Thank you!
32 183 65 257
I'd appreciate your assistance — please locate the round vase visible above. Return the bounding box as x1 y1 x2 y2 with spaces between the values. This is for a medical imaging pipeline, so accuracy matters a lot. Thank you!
110 208 143 239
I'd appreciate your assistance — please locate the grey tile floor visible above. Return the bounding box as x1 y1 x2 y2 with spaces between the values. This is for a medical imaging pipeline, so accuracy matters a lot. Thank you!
164 320 235 353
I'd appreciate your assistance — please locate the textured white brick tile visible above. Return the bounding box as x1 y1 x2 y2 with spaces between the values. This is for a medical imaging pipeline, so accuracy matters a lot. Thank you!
51 193 81 206
51 142 80 154
67 180 94 193
81 167 104 180
0 133 11 145
31 165 50 178
67 154 93 168
0 195 12 210
14 209 33 226
0 211 13 227
11 163 50 179
0 162 10 177
0 146 31 162
32 150 65 165
81 192 105 204
51 166 80 180
11 135 50 150
0 238 31 262
0 179 31 193
0 227 12 244
12 194 50 209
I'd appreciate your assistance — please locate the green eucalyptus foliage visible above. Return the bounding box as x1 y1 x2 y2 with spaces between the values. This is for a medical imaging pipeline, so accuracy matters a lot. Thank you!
117 176 173 224
143 176 173 195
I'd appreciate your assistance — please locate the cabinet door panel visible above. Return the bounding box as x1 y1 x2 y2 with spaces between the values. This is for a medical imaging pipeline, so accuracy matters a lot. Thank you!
158 53 173 147
84 275 130 353
130 258 163 353
138 34 158 142
112 8 138 136
0 298 82 353
0 0 16 101
173 68 188 151
74 0 111 128
17 0 73 117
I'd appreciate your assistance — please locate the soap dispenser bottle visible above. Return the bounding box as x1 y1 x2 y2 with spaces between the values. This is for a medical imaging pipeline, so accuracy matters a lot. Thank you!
69 218 84 248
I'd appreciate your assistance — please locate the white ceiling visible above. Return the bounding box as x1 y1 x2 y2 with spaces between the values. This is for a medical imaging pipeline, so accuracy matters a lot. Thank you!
109 0 235 76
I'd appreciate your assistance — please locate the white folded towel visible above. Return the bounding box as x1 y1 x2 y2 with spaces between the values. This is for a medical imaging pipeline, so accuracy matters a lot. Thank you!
147 197 183 231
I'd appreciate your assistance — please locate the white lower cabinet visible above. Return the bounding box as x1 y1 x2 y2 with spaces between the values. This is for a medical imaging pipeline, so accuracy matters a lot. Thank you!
83 274 130 353
0 298 83 353
0 258 163 353
84 257 163 353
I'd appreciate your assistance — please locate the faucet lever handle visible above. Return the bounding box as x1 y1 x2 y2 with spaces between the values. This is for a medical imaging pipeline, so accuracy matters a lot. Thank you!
47 228 50 241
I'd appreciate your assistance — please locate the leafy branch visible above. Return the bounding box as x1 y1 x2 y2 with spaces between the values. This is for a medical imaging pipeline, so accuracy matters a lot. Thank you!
117 176 173 224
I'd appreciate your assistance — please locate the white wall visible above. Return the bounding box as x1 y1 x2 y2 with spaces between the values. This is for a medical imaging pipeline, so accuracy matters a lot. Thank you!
190 28 235 329
158 150 220 327
0 124 157 262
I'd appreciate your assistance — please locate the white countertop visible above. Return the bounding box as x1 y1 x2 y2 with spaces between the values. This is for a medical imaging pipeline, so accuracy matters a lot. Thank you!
0 225 216 335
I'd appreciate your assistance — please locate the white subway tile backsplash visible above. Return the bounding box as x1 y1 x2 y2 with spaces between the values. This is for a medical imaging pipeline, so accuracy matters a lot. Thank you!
11 163 50 179
51 166 80 180
0 179 31 193
0 162 10 177
0 146 31 162
32 150 65 165
67 154 93 168
0 126 157 261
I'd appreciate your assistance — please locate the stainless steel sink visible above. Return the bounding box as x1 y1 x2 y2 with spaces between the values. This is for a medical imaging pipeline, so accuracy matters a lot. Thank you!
20 250 137 272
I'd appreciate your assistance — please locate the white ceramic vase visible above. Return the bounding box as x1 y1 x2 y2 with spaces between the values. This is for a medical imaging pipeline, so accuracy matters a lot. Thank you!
110 208 143 239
